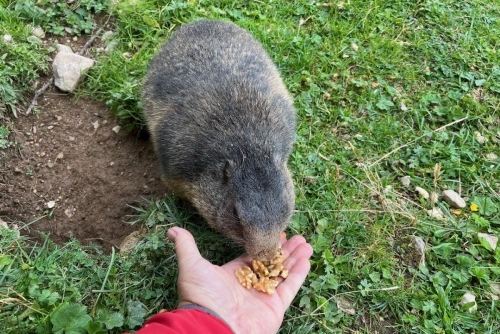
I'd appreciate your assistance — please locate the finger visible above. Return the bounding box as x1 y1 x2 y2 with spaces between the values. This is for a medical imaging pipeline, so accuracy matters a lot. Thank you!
281 234 308 258
276 242 313 308
167 227 203 269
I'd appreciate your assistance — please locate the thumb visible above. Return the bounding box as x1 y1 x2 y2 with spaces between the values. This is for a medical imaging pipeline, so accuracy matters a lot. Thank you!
167 227 203 268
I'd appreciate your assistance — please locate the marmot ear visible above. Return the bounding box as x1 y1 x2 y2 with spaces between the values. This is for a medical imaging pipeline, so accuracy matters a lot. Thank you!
223 159 234 183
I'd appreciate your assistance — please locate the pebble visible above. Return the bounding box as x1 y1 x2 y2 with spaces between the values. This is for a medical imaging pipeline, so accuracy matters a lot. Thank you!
47 201 56 209
112 125 121 134
57 152 64 160
3 34 13 43
415 186 429 199
460 292 477 313
400 176 411 186
31 26 45 38
427 208 445 220
486 152 498 160
474 131 486 144
413 236 426 265
442 189 466 208
478 233 498 251
429 191 439 204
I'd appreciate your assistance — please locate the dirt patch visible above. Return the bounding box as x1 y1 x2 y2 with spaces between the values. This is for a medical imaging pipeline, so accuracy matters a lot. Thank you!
0 87 165 252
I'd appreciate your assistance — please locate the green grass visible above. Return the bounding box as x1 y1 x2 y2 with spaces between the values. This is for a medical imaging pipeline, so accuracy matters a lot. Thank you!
2 0 500 333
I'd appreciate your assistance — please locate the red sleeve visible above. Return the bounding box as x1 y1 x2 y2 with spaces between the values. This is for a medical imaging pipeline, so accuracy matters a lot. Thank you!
134 309 234 334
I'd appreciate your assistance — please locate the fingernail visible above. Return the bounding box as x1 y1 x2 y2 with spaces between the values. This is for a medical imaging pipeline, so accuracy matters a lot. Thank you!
167 228 178 241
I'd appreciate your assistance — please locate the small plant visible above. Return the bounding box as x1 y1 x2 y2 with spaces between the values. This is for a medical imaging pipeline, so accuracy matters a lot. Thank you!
0 125 14 149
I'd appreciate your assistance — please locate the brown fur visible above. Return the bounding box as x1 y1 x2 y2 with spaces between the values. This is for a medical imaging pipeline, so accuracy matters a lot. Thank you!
141 20 297 260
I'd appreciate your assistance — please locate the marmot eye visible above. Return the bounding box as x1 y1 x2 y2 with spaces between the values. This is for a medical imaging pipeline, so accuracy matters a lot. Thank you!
232 206 240 222
223 160 233 183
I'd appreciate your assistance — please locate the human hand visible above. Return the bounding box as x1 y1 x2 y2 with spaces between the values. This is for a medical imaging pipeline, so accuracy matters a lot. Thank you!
167 227 313 334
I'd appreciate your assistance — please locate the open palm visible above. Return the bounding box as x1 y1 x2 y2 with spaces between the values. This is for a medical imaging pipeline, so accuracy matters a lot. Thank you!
168 227 313 334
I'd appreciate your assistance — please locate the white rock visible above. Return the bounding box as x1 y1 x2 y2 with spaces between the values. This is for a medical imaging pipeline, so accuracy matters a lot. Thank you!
56 44 74 53
52 49 95 92
460 292 477 313
31 26 45 38
57 152 64 160
474 131 487 144
400 176 411 186
413 236 426 265
486 152 498 160
478 233 498 251
429 191 438 204
350 42 359 51
105 40 119 54
491 284 500 301
112 125 121 134
334 296 356 315
415 186 429 199
0 218 8 229
47 201 56 209
101 30 114 42
3 34 13 43
442 189 466 208
427 208 445 220
400 102 408 111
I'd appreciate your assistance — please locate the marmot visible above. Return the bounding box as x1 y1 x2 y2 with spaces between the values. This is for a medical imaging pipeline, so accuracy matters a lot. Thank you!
141 20 296 260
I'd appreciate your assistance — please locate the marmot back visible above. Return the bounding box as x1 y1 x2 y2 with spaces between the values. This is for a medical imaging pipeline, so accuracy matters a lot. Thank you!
142 20 296 260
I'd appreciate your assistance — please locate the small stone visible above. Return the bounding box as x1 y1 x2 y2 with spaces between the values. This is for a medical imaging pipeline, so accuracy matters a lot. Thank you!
486 152 498 160
429 191 439 204
427 208 445 220
92 121 99 130
400 176 411 186
72 36 78 42
442 189 466 208
3 34 13 44
474 131 487 144
69 136 75 141
48 125 54 130
491 284 500 301
400 102 408 111
56 44 74 53
47 161 55 168
350 42 359 51
120 231 142 254
109 161 114 166
31 27 45 38
415 186 430 199
53 50 95 92
14 167 22 174
413 236 426 265
112 125 121 133
101 30 114 42
57 152 64 160
47 201 56 209
105 40 119 54
64 206 76 218
0 219 8 229
460 292 477 313
478 233 498 251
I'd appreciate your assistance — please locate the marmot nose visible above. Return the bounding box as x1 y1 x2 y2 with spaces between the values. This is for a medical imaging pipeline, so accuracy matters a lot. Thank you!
252 245 280 261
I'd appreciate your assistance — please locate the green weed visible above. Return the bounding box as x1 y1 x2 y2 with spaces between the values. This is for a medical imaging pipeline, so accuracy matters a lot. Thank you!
3 0 500 333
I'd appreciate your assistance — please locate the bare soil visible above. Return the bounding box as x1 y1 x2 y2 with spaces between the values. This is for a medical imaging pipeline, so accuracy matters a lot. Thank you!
0 86 165 252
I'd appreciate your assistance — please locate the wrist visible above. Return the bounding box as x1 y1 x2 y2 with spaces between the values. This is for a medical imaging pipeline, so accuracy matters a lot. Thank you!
178 303 235 333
